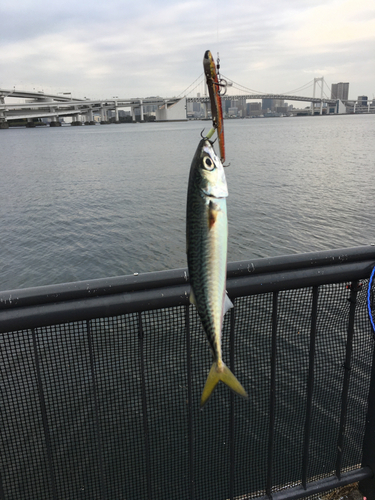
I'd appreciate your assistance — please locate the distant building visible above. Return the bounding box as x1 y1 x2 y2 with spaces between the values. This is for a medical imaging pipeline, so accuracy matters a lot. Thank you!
231 98 246 115
276 106 288 114
247 102 262 116
331 82 349 101
193 102 201 113
248 102 261 111
357 95 368 106
228 107 238 117
224 100 231 114
262 98 273 111
143 104 157 114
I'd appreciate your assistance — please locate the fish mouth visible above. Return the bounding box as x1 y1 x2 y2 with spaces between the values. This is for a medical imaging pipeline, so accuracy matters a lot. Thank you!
201 185 228 199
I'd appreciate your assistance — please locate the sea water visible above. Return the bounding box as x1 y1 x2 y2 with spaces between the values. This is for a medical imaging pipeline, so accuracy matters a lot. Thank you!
1 114 374 290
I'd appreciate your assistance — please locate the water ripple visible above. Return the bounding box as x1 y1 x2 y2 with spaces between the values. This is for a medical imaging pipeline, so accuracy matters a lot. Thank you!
1 116 374 289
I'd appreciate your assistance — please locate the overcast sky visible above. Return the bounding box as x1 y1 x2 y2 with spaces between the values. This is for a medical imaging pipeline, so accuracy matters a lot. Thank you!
1 0 374 101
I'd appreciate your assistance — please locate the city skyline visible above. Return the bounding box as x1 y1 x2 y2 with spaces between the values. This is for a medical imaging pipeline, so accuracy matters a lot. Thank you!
331 82 349 101
1 0 374 101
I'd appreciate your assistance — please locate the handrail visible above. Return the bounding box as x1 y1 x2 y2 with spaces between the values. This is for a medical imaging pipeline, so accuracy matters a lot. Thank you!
1 245 374 309
1 245 374 333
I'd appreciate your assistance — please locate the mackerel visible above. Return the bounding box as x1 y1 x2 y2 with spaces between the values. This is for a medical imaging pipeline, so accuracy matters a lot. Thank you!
186 138 248 407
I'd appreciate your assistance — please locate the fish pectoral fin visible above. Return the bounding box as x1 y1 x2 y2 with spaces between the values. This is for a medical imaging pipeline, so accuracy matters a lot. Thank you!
223 294 234 315
208 200 220 230
200 362 248 407
189 288 197 306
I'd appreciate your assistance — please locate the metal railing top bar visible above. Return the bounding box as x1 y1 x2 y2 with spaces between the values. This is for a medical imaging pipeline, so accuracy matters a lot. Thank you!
1 245 374 311
228 244 375 277
0 245 374 334
258 467 372 500
0 266 189 310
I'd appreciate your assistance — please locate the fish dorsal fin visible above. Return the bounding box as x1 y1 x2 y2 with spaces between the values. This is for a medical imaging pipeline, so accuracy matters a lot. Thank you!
224 294 233 315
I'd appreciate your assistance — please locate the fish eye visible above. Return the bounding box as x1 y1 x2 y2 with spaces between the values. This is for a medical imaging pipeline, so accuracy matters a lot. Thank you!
203 156 215 171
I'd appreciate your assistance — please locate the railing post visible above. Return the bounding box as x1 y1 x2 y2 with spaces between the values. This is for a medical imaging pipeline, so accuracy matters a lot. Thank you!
336 281 359 478
87 320 106 500
229 305 236 500
185 305 195 500
0 471 4 500
138 312 152 500
32 329 58 500
302 286 319 488
267 291 278 499
359 338 375 500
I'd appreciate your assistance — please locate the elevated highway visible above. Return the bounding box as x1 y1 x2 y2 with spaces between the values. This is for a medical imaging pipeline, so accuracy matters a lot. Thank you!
0 85 342 127
187 94 337 105
0 89 182 126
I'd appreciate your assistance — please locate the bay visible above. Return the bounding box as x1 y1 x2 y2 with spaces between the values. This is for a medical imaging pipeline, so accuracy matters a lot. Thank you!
0 115 374 291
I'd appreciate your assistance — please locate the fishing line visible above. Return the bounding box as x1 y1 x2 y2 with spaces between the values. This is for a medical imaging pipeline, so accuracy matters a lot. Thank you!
368 266 375 336
216 0 219 45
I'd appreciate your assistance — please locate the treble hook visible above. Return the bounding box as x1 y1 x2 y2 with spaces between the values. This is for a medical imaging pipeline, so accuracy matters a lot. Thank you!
201 127 216 140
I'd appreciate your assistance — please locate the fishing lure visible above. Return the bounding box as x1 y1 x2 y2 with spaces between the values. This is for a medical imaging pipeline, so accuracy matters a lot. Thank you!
203 50 226 163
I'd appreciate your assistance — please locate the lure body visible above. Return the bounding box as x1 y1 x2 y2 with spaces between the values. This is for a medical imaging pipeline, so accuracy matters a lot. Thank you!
203 50 225 163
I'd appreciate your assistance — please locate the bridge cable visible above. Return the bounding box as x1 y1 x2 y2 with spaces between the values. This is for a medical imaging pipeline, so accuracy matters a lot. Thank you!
323 79 334 99
221 75 319 99
220 74 268 95
280 80 314 95
229 83 263 96
177 73 204 98
184 78 206 98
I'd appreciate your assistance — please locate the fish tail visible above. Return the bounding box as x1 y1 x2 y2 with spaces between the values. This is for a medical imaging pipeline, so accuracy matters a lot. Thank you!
200 362 248 407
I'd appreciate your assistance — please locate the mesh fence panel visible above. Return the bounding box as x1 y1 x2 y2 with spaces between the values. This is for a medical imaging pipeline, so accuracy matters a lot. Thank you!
0 280 373 500
90 314 146 500
342 279 373 471
0 330 53 499
233 292 273 498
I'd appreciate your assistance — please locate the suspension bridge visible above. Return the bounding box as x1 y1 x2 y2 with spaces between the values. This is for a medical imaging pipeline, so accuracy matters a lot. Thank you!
0 76 360 128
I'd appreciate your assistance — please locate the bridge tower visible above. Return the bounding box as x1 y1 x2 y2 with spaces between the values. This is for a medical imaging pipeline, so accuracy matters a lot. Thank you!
312 77 324 115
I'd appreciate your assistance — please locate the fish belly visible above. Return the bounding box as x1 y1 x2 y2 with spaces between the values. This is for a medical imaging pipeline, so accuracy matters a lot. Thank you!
187 190 228 360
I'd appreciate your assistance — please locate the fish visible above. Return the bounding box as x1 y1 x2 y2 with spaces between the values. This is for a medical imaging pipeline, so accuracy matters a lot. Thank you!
186 137 248 407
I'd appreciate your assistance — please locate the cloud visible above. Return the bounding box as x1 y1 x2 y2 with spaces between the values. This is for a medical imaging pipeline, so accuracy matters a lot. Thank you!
1 0 374 99
278 0 375 49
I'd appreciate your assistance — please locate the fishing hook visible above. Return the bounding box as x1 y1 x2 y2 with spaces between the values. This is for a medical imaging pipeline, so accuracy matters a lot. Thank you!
201 127 216 140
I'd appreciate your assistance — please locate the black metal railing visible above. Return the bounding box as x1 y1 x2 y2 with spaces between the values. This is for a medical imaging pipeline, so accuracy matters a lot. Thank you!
0 245 375 500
